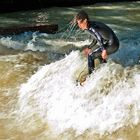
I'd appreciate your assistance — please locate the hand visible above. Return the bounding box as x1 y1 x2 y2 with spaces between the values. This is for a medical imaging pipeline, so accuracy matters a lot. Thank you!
83 48 92 57
101 49 108 60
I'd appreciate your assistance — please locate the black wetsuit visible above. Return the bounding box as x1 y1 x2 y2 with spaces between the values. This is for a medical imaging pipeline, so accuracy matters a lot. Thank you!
85 21 119 74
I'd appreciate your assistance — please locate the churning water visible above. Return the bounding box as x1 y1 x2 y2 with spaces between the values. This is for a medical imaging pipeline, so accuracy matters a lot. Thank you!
0 1 140 140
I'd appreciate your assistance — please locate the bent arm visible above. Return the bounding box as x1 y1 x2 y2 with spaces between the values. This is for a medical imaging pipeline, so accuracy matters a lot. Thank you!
87 38 97 49
88 28 105 51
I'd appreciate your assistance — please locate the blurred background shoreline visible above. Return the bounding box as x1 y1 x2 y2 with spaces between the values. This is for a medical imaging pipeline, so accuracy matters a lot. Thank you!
0 0 139 13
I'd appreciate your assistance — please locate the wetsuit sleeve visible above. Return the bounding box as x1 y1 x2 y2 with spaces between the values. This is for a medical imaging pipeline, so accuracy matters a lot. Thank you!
87 38 97 49
88 28 105 51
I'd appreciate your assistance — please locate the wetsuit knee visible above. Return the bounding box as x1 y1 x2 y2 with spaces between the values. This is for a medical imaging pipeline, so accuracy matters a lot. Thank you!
106 44 119 55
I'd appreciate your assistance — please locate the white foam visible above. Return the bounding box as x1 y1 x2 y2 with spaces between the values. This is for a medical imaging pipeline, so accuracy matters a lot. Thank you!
18 51 140 135
44 39 91 48
0 36 25 50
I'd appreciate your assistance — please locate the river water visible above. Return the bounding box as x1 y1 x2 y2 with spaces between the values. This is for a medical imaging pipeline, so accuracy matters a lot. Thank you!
0 2 140 140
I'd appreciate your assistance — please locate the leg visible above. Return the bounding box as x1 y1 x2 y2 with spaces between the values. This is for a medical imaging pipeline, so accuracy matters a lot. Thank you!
88 53 95 74
94 46 108 64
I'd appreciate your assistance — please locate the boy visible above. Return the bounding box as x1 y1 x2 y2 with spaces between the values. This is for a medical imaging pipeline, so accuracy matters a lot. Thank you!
75 10 119 74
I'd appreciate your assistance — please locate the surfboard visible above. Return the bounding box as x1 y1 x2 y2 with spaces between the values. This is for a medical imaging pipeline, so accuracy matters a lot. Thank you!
75 58 101 86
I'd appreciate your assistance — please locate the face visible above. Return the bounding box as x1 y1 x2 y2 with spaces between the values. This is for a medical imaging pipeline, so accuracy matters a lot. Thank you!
77 19 88 30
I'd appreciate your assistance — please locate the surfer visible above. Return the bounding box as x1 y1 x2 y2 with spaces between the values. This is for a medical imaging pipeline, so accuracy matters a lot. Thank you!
74 10 119 74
